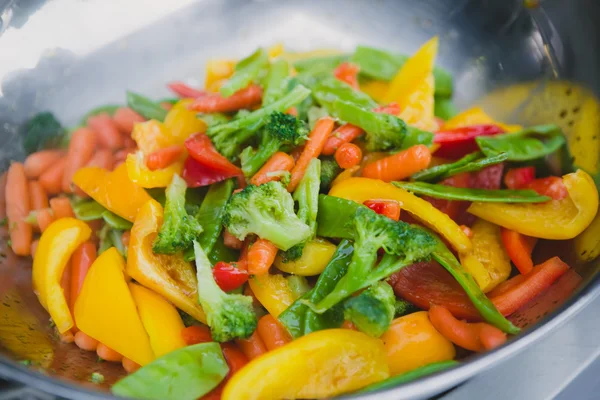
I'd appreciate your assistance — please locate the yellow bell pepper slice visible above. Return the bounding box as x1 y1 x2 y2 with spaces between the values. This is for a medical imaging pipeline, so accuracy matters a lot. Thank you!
458 219 511 292
329 177 472 253
381 312 455 376
74 248 154 366
164 99 207 144
127 199 206 323
205 59 236 92
126 151 184 189
248 273 295 318
73 163 152 222
274 239 337 276
129 283 187 358
32 218 91 333
132 120 173 154
575 211 600 262
384 37 438 131
222 329 389 400
360 79 390 103
469 169 599 240
442 106 522 133
268 43 284 59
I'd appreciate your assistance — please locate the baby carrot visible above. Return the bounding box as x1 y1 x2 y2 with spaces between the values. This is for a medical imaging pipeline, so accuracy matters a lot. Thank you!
6 163 32 256
335 142 362 169
30 239 39 258
113 107 145 134
74 331 99 352
235 331 267 360
223 229 243 250
256 314 292 351
87 113 124 150
181 325 213 345
287 117 335 192
250 152 294 186
50 197 75 219
122 358 141 374
59 331 74 344
36 208 55 232
247 238 278 275
97 343 123 362
86 149 114 170
146 145 184 171
24 150 65 179
70 242 97 315
189 84 263 113
28 181 49 211
333 62 360 89
322 124 363 156
362 144 432 182
39 158 66 195
62 127 97 193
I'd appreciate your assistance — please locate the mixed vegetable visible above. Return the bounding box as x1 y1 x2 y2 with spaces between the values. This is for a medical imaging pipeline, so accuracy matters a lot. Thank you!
4 37 599 399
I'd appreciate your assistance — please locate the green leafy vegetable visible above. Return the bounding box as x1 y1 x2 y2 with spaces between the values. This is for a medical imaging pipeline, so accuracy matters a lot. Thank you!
475 124 566 161
220 48 269 98
111 342 229 400
312 77 377 112
343 281 396 337
194 179 235 254
392 181 550 203
126 91 168 121
412 152 508 182
21 112 66 155
262 59 290 105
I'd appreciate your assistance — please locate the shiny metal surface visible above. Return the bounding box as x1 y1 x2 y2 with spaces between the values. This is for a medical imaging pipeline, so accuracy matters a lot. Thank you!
0 0 598 399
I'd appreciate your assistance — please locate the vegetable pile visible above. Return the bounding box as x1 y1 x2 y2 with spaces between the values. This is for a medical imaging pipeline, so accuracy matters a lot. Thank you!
4 38 598 400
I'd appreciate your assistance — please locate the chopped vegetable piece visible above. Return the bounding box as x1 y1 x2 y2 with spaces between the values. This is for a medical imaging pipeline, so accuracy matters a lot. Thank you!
500 229 537 275
312 76 377 112
504 167 536 189
126 92 168 121
413 152 507 182
363 145 431 182
434 124 505 159
212 262 249 292
364 199 401 221
220 48 269 98
262 59 290 106
343 281 396 337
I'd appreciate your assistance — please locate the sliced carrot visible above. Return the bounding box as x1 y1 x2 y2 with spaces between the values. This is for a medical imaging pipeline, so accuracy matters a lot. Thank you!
70 242 97 316
39 158 66 195
86 149 114 170
500 228 537 275
223 229 243 250
122 358 141 373
146 145 184 171
87 113 124 150
30 239 39 258
334 142 362 169
250 152 295 186
36 208 55 232
28 181 48 211
181 325 213 345
97 343 123 362
247 238 278 275
6 163 32 256
74 331 99 352
62 127 97 193
362 144 432 182
287 117 335 192
189 84 263 113
322 124 363 156
256 314 292 351
235 331 267 360
285 107 298 117
24 150 65 179
113 107 145 135
50 197 75 219
333 62 360 89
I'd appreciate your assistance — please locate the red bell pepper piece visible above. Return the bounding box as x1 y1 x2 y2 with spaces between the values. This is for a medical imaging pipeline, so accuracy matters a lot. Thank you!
167 81 207 98
524 176 568 200
433 124 505 158
189 84 263 113
333 62 360 89
202 343 249 400
500 228 537 275
364 199 401 221
212 261 249 292
504 167 536 189
182 157 232 187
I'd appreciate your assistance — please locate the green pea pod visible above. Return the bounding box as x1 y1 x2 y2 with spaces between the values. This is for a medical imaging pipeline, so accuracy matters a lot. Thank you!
72 200 106 221
262 59 290 106
80 104 121 125
392 181 550 203
126 92 168 122
97 225 113 255
412 152 508 182
102 210 134 230
195 179 235 254
109 229 126 257
220 48 269 98
208 238 240 264
312 77 377 112
434 96 459 120
401 127 434 149
350 45 453 97
112 342 229 400
292 54 349 74
357 360 459 393
475 124 566 161
278 240 354 338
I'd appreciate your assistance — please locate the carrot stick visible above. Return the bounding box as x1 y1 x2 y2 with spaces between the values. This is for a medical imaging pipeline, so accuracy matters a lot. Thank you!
39 158 66 195
500 228 537 275
24 150 65 179
74 331 99 351
36 208 55 232
189 84 263 113
247 238 278 275
86 149 114 170
223 229 243 250
250 152 295 186
50 197 75 219
6 163 32 256
362 144 432 182
287 117 335 192
70 242 97 316
87 113 124 150
97 343 123 362
235 331 267 360
122 358 141 374
62 127 97 193
113 107 145 135
322 124 363 156
28 181 49 211
256 314 292 351
146 145 184 171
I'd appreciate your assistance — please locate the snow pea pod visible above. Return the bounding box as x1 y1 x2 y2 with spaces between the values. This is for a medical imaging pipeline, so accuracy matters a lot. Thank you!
72 200 106 221
313 77 378 112
393 181 550 203
412 152 507 182
127 91 168 122
195 179 235 254
220 48 269 98
102 210 134 230
262 59 290 106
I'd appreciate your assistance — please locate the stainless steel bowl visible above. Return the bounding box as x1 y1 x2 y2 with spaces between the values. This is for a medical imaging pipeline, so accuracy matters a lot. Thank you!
0 0 598 399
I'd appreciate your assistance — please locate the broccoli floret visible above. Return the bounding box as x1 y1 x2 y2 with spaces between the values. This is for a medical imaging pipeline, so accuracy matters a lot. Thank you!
153 174 203 254
223 181 312 251
193 241 257 342
319 157 342 192
240 112 308 177
307 207 435 312
343 281 396 337
206 85 311 160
